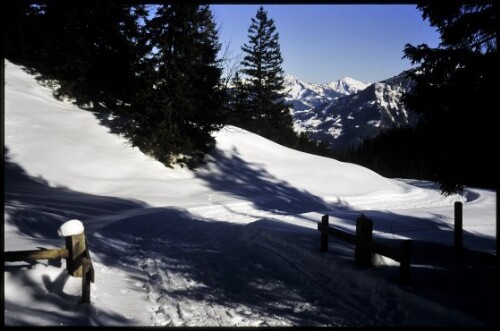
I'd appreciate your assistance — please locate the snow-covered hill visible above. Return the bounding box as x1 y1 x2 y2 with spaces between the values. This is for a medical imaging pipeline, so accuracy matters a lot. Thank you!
290 72 415 151
4 61 496 326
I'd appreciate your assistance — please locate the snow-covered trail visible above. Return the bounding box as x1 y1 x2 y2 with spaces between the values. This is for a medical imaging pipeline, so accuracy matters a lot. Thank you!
84 207 481 327
5 164 491 326
4 60 496 326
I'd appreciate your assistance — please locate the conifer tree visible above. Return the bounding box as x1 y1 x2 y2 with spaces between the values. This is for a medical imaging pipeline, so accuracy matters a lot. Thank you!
237 6 294 140
5 3 225 168
403 2 497 193
139 4 224 167
227 71 250 126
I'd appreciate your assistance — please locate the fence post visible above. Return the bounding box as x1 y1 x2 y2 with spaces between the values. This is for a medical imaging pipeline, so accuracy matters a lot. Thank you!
320 215 329 252
65 233 86 277
399 240 412 285
355 214 373 266
81 259 92 303
454 201 463 260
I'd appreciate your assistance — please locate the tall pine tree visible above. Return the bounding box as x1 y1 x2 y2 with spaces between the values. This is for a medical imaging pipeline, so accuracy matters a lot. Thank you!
137 4 225 167
235 6 295 141
403 2 497 193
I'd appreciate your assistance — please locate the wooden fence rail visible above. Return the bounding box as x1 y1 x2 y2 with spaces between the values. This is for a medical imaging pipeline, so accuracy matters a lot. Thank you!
318 214 412 285
4 248 69 261
4 229 94 304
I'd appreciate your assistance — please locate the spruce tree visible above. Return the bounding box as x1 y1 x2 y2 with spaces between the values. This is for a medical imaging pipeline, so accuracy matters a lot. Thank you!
139 4 224 167
3 3 44 68
403 3 497 193
227 71 250 126
237 6 294 140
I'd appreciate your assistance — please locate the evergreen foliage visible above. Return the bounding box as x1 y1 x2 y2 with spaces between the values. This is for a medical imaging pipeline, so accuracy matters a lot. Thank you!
402 2 497 193
5 3 146 112
135 4 225 167
232 6 294 140
339 3 497 194
334 127 432 181
4 3 225 168
227 6 332 157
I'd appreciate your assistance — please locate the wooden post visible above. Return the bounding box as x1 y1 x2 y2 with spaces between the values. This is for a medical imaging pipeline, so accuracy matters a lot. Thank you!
355 214 373 266
65 233 86 277
399 240 412 285
81 259 92 304
320 215 329 252
454 201 463 260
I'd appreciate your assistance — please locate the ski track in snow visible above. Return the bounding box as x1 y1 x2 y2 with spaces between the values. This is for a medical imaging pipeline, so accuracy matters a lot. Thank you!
86 203 485 327
4 61 495 326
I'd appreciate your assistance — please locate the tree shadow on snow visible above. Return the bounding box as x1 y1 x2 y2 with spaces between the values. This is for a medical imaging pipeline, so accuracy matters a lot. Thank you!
89 209 358 326
88 206 495 326
3 263 133 326
305 209 497 325
91 108 133 138
4 147 148 239
195 147 345 215
3 149 151 325
4 147 496 326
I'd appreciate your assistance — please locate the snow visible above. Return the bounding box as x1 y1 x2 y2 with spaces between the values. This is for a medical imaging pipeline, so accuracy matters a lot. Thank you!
283 73 369 115
325 76 370 95
4 60 497 326
58 220 84 237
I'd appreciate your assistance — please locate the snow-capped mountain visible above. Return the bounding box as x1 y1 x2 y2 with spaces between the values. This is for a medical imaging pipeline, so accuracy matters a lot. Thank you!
324 76 371 95
282 74 370 112
288 72 416 152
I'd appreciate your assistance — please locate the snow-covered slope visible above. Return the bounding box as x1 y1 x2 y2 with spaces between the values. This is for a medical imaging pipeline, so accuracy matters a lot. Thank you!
294 72 416 151
4 61 496 326
3 62 421 211
282 74 369 112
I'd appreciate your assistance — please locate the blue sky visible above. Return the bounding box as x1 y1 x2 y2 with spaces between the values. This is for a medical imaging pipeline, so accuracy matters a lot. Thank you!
211 5 441 84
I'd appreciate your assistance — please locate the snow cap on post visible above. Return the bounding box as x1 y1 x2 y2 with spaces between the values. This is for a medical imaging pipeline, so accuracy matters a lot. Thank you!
58 219 84 237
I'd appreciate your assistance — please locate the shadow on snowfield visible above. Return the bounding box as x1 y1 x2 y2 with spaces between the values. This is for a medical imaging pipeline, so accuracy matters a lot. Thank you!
4 148 496 326
90 207 494 326
195 147 347 215
91 209 359 326
3 261 135 326
4 147 148 239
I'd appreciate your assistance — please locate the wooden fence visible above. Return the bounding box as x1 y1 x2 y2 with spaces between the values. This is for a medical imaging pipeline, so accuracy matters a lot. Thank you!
318 201 469 286
318 213 412 285
4 231 95 304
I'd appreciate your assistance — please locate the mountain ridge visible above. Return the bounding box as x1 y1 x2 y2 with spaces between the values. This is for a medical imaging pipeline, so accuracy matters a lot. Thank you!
283 71 415 152
282 73 370 112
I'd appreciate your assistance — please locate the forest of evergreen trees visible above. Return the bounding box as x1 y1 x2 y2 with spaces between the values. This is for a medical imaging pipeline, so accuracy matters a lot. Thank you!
4 3 496 193
337 3 497 194
4 3 330 168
